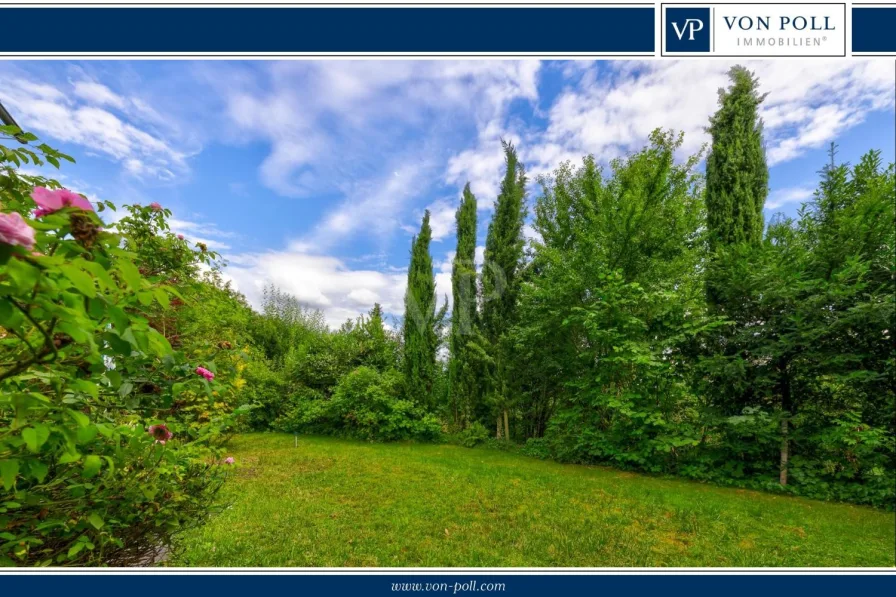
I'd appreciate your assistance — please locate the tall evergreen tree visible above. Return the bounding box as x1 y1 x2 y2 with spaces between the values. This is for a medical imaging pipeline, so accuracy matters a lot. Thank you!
704 67 773 475
448 184 479 427
402 210 446 408
705 66 768 256
480 141 527 438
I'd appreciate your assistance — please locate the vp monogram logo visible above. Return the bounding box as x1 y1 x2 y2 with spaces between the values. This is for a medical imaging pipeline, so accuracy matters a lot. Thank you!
671 18 704 41
665 7 710 52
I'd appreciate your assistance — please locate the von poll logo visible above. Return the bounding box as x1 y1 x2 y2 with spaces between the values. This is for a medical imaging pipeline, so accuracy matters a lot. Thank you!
666 7 710 52
663 4 846 57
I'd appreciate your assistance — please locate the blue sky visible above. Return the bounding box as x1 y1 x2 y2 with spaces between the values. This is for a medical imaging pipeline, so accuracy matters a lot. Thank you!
1 60 893 327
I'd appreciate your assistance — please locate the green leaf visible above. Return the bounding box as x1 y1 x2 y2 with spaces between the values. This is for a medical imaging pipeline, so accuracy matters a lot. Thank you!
6 258 40 293
72 379 99 400
116 260 142 290
29 461 48 483
22 425 50 453
67 409 90 428
57 451 81 465
0 299 14 326
0 460 19 491
118 382 134 398
82 455 101 479
59 264 96 298
154 287 171 309
76 425 98 444
80 261 116 291
87 513 105 530
103 331 133 356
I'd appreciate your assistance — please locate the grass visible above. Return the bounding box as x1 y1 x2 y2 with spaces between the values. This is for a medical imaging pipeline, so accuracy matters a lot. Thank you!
171 433 896 567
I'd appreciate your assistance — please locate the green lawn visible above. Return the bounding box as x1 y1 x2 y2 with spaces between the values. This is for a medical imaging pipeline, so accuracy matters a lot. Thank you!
170 433 896 567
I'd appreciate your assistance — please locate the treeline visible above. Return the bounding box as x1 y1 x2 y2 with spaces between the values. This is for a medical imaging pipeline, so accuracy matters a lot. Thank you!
247 67 894 508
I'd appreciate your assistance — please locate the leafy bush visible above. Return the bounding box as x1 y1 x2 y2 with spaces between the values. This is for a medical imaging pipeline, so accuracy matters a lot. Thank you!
274 367 440 442
0 129 241 565
272 386 330 434
240 356 290 430
446 421 489 448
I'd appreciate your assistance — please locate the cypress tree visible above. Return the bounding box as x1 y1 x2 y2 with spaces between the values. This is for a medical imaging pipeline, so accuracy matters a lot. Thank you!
479 141 527 438
448 184 479 427
705 66 769 254
402 210 445 408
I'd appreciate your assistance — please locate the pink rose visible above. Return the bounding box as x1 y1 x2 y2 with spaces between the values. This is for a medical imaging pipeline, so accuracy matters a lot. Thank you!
177 234 184 240
224 457 235 465
195 366 215 381
0 212 36 250
150 202 162 211
31 187 93 217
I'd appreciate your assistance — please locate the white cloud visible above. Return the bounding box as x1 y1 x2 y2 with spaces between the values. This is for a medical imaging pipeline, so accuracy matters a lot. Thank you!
220 61 542 245
445 120 525 210
224 250 408 329
71 81 126 109
168 217 236 251
422 199 458 242
766 186 815 211
0 75 190 181
525 60 895 177
300 159 433 250
523 223 542 245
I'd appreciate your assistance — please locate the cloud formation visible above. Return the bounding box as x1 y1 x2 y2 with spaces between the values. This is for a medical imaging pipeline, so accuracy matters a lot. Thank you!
0 72 191 181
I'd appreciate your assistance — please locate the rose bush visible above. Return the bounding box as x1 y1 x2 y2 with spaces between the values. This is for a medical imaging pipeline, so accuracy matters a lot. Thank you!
0 127 246 566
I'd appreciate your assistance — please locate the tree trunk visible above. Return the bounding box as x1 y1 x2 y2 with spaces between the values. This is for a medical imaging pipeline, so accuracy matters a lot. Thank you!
503 409 510 441
779 417 789 486
496 416 502 439
779 361 792 486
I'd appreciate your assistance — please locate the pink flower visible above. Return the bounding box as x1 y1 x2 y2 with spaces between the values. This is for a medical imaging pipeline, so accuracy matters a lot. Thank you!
224 457 235 465
177 234 184 240
147 424 173 445
0 212 36 250
195 366 215 381
149 202 162 211
31 187 93 217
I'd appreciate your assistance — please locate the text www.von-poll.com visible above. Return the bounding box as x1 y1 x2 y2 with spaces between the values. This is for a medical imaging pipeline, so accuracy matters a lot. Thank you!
391 581 506 593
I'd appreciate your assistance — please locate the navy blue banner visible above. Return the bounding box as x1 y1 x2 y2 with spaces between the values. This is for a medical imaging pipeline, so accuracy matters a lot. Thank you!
0 6 654 54
853 6 896 53
0 574 895 595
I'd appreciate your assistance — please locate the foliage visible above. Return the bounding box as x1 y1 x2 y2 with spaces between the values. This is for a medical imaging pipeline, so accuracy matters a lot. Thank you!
276 367 440 442
478 142 527 438
448 184 479 429
402 211 447 409
445 420 490 448
506 123 894 508
705 66 768 253
696 145 896 505
0 128 243 566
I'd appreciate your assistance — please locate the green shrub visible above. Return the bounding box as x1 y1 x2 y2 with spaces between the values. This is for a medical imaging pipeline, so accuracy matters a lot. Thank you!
240 356 290 430
272 386 330 434
449 421 490 448
274 367 440 442
328 367 440 441
0 130 240 565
